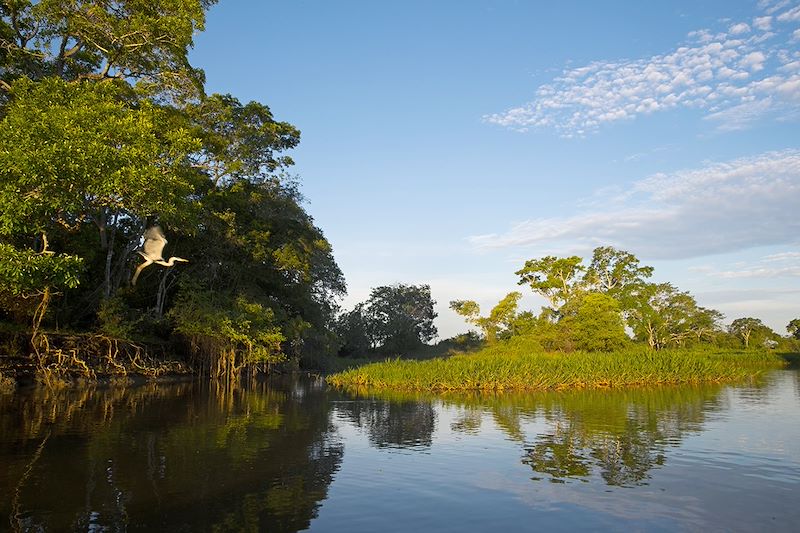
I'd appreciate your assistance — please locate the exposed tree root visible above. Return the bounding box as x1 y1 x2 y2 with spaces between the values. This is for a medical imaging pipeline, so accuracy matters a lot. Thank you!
27 332 190 387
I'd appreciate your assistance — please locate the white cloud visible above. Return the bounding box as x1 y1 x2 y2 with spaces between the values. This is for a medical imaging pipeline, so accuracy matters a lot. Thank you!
776 4 800 21
760 0 792 15
485 6 800 136
468 150 800 260
694 250 800 279
764 251 800 261
740 50 767 70
730 22 752 35
754 16 773 31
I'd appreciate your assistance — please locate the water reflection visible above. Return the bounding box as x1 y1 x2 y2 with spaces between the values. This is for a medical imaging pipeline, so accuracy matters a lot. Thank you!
0 377 342 532
2 373 797 532
352 385 725 487
335 394 436 450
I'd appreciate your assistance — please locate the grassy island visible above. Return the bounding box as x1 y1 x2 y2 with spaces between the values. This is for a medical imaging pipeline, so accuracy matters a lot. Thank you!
327 338 786 392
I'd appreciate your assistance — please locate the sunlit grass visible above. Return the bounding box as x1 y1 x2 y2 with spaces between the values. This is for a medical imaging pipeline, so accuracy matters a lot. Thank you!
326 337 785 392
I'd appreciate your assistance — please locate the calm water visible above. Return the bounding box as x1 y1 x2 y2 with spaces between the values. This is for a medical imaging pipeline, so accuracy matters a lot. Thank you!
1 370 799 532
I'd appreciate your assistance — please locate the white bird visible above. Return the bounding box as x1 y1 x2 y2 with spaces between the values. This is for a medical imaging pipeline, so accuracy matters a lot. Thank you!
131 226 189 286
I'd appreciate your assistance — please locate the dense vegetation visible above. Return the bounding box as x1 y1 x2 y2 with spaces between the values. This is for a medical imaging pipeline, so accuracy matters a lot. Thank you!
448 246 797 353
327 340 786 391
329 247 797 391
0 2 796 389
0 0 344 383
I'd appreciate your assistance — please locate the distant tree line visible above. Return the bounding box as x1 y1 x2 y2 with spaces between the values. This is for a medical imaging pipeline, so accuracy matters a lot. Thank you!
334 284 438 356
331 248 799 359
448 246 797 353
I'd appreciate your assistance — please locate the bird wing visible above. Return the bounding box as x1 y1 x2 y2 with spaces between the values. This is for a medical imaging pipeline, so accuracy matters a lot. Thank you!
142 226 167 260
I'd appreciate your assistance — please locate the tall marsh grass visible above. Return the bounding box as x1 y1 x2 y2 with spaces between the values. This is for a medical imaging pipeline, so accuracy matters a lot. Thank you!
327 337 785 392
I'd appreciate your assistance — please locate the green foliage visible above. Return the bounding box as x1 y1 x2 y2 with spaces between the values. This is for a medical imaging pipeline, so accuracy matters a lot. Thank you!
177 178 345 360
584 246 653 310
0 2 345 378
492 247 732 353
0 243 82 295
788 319 800 340
334 304 371 357
516 255 584 307
728 317 776 349
0 77 200 236
328 339 784 392
0 242 83 323
450 292 522 343
169 286 286 370
585 246 653 291
185 94 300 185
560 292 628 352
1 0 213 97
358 284 438 355
96 296 142 339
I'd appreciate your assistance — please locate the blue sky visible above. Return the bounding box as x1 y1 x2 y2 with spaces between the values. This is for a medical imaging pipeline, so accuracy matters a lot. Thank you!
191 0 800 339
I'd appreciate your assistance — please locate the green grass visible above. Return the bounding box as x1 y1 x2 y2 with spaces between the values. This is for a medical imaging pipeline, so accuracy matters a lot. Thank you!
326 337 785 392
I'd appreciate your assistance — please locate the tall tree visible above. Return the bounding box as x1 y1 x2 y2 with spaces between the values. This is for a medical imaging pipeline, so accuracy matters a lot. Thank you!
584 246 653 301
559 292 628 352
729 317 770 348
0 0 348 375
516 255 584 309
362 284 437 354
185 94 300 187
450 292 522 344
0 0 214 97
626 282 715 350
0 77 200 309
787 318 800 340
167 178 345 363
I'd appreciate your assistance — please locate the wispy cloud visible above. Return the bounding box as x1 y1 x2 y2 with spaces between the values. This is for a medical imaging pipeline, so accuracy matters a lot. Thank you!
692 250 800 278
485 2 800 136
469 150 800 259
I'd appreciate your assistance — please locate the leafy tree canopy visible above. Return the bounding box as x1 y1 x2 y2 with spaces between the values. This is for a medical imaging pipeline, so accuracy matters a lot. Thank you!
0 76 199 236
788 318 800 340
450 292 522 344
516 255 584 308
362 284 438 354
1 0 214 98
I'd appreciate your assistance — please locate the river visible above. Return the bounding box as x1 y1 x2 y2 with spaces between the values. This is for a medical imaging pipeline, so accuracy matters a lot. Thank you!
1 369 798 532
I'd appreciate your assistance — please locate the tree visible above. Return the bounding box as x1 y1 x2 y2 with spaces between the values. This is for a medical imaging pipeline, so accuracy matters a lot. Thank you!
584 246 653 302
729 317 773 348
787 319 800 340
0 77 200 302
685 307 725 344
559 292 628 352
0 0 213 97
185 94 300 187
0 0 349 377
626 283 714 350
169 178 345 362
333 305 370 357
361 284 437 354
516 255 584 308
450 292 522 344
0 243 82 335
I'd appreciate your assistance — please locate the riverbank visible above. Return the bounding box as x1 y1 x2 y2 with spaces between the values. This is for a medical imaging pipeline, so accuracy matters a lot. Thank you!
327 338 787 392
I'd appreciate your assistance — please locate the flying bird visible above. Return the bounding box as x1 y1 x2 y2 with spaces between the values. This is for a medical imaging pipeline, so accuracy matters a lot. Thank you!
131 226 188 285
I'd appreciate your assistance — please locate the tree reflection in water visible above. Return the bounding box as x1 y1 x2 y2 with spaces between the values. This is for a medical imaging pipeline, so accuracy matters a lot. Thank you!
334 392 436 450
0 377 342 532
359 384 724 487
